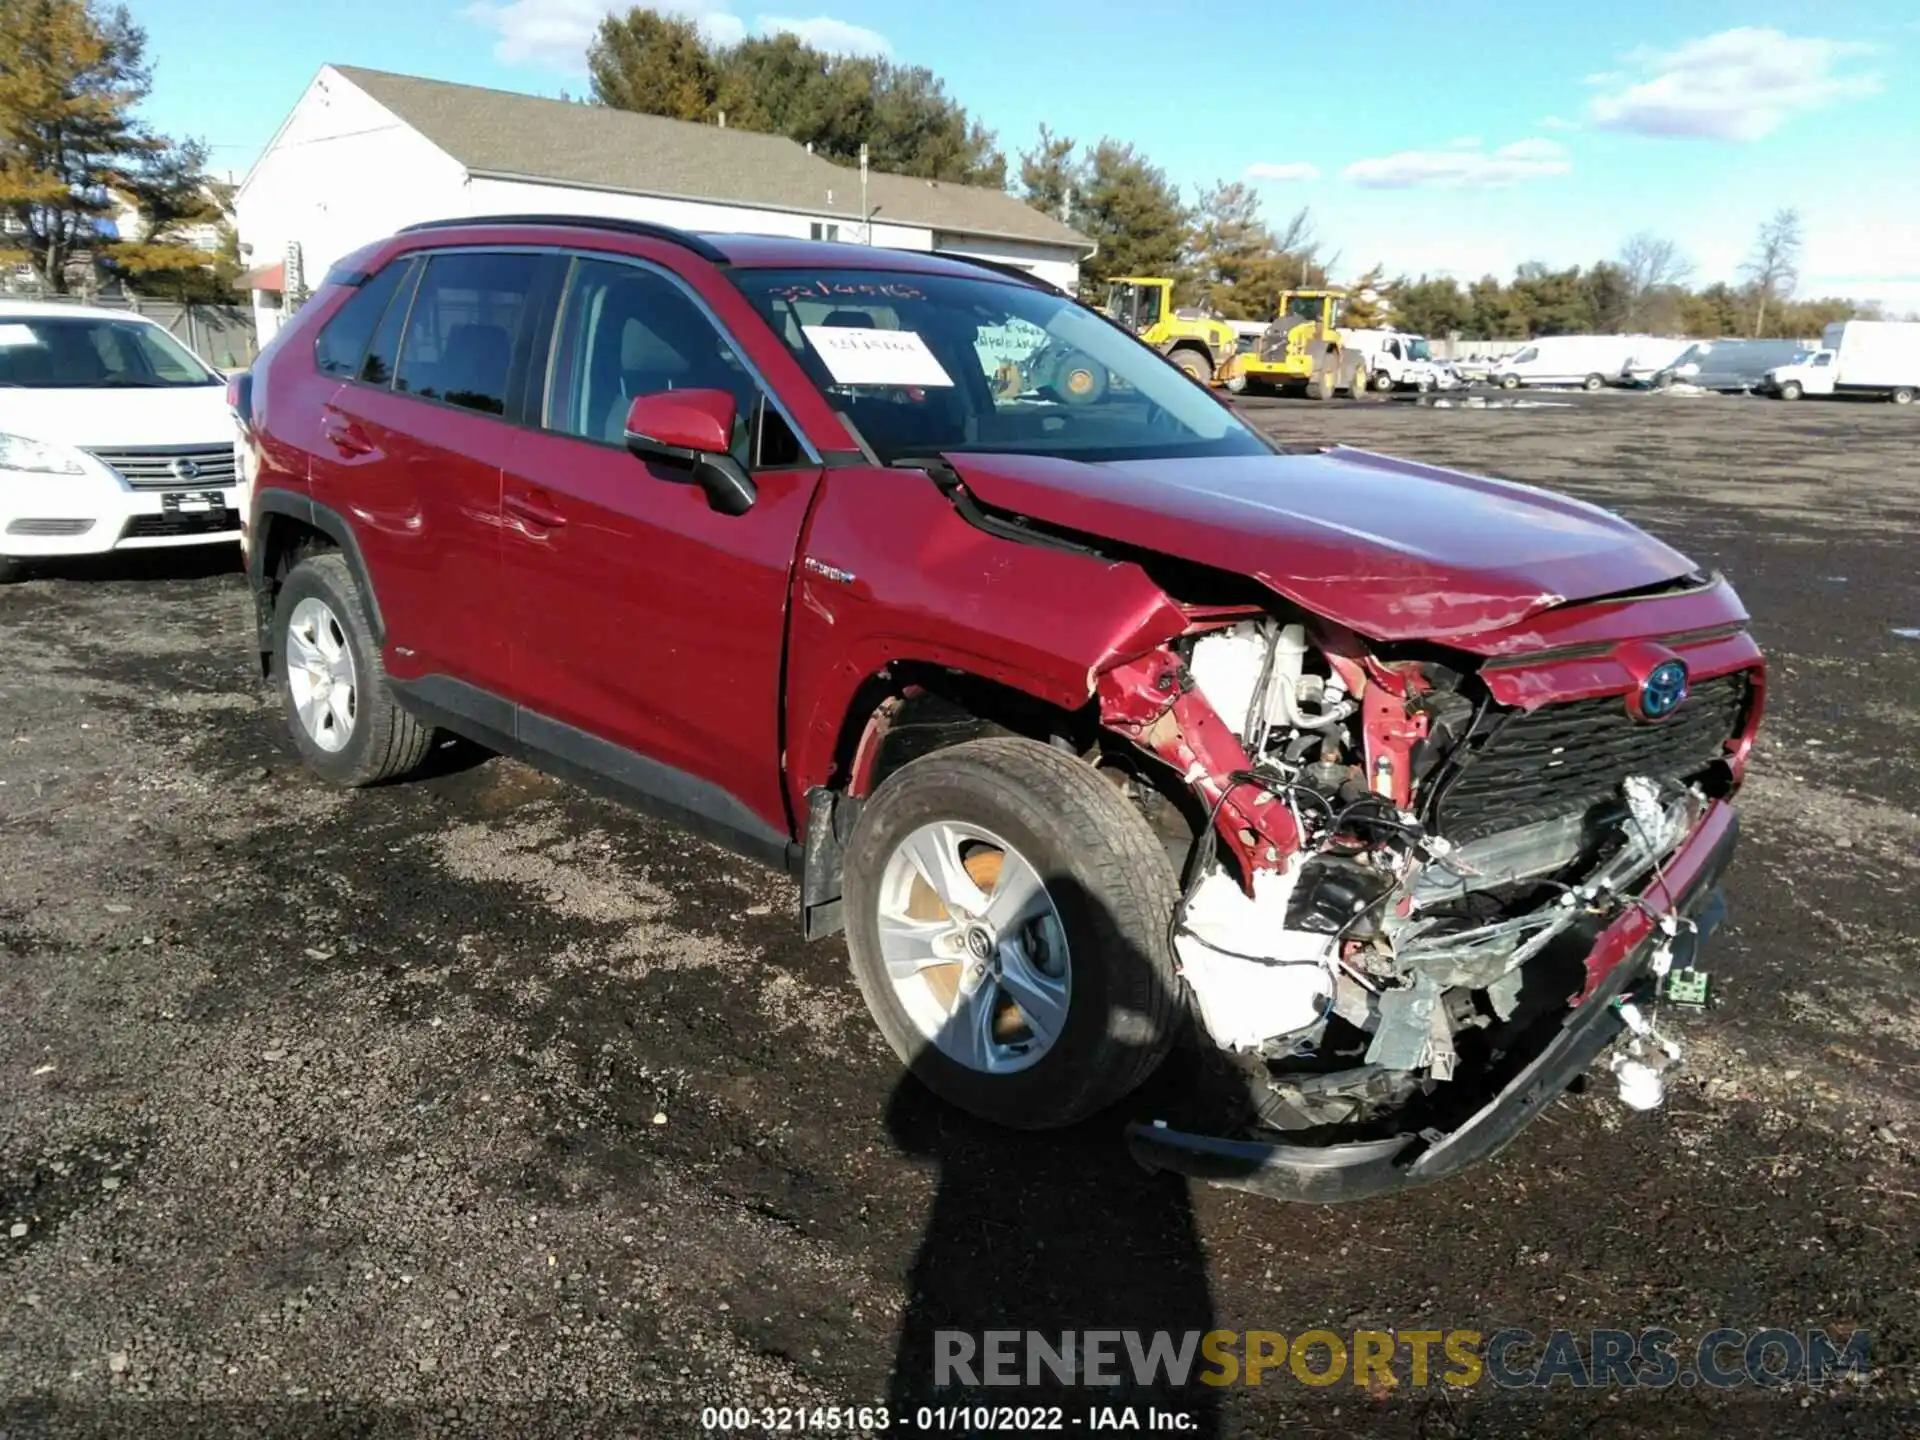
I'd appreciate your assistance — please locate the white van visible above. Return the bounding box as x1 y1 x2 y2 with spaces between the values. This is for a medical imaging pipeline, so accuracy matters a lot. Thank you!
0 303 240 581
1492 335 1645 390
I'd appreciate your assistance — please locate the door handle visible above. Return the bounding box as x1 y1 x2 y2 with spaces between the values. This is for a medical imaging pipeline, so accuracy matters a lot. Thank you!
504 490 568 530
320 412 374 457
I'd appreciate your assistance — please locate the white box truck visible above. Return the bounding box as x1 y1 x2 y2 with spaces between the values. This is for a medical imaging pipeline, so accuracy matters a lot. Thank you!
1761 321 1920 404
1492 335 1645 390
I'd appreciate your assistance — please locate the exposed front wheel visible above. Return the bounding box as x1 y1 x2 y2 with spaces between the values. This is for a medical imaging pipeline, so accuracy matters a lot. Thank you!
1892 386 1914 405
1170 347 1213 385
843 738 1182 1130
1499 373 1520 390
272 552 434 787
1777 380 1803 401
1373 369 1397 392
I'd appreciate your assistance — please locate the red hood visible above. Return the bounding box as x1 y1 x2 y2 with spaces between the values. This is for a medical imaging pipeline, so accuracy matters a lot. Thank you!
940 446 1697 643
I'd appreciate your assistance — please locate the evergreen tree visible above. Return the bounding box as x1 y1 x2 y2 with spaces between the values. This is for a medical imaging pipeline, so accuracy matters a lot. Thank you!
587 8 717 121
0 0 177 292
1075 139 1187 290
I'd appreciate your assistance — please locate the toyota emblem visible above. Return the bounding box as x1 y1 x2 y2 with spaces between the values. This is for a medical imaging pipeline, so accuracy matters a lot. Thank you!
169 456 201 482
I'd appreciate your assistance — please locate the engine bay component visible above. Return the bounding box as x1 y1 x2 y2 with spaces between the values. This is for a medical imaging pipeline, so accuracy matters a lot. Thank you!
1099 610 1754 1172
1171 868 1333 1053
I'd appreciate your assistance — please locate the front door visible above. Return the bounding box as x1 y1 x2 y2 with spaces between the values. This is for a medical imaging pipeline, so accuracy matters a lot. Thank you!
499 254 823 841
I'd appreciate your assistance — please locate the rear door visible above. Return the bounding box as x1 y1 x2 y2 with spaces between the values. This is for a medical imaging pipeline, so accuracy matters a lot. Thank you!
310 248 561 702
499 253 824 843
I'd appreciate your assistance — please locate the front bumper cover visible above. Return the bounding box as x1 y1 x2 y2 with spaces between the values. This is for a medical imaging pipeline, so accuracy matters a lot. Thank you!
1127 802 1740 1204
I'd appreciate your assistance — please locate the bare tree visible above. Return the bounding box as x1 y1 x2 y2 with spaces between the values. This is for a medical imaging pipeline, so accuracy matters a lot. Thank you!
1618 232 1693 329
1741 207 1803 338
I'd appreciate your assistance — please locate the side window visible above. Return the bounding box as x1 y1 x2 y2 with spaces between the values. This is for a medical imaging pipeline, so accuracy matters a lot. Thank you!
358 257 419 386
315 260 411 378
394 251 540 416
547 257 801 467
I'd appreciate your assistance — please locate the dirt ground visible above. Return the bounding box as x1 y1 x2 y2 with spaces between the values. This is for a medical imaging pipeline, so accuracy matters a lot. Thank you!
2 390 1917 1438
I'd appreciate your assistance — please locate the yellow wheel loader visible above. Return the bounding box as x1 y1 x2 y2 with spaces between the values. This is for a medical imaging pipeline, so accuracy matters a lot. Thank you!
1103 277 1239 384
1216 289 1367 399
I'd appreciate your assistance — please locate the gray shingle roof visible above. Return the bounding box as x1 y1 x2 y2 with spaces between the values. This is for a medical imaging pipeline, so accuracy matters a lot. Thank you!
331 66 1088 252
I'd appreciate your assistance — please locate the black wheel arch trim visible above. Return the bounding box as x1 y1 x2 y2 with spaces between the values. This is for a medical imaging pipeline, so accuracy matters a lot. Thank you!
250 490 387 652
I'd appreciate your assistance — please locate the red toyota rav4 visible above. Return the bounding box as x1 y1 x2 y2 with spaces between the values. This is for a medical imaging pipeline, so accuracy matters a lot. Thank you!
238 217 1764 1201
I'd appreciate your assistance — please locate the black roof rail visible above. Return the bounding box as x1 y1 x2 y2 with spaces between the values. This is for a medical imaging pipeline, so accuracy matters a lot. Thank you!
398 214 730 265
945 254 1049 290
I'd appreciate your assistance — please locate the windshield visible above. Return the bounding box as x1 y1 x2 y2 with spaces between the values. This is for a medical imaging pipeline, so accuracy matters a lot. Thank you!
0 315 221 388
1406 337 1431 361
732 269 1272 466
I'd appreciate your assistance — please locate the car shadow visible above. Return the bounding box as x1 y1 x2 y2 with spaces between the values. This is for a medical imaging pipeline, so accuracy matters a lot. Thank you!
882 873 1258 1436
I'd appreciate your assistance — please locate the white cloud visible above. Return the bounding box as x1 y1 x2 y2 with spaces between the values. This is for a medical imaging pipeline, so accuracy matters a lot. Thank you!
1588 27 1878 141
1538 115 1577 132
1342 137 1570 190
1244 161 1319 182
756 14 890 57
465 0 887 71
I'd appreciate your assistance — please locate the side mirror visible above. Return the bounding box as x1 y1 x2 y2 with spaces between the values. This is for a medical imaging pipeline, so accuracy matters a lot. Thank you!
624 389 757 517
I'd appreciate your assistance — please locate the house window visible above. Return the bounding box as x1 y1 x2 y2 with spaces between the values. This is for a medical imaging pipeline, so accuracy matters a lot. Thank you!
810 222 840 243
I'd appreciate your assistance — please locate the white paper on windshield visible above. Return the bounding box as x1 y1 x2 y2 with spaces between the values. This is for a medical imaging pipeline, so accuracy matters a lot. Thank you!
801 325 954 387
0 324 44 348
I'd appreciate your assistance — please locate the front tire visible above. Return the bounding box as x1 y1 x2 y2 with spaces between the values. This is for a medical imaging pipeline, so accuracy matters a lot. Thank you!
1373 369 1396 393
1582 373 1605 392
272 551 434 787
1892 386 1914 405
843 738 1182 1130
1170 347 1213 385
1777 380 1803 401
1499 373 1520 390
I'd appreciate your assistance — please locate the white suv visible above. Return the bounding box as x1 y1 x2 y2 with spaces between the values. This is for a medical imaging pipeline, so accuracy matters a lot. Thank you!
0 302 241 582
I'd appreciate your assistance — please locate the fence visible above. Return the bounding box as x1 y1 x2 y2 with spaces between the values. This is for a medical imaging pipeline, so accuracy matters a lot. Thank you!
2 291 258 370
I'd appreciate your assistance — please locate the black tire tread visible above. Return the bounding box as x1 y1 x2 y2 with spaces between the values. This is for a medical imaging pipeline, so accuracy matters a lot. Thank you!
846 736 1182 1127
276 552 433 786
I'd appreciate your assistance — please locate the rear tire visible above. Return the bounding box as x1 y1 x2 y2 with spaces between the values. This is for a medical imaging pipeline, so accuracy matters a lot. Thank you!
271 551 434 787
1582 373 1605 392
842 737 1182 1130
1892 386 1914 406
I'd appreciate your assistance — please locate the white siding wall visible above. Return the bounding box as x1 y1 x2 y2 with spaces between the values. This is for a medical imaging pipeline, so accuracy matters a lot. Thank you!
238 68 1085 336
235 68 466 337
459 176 936 256
931 234 1082 294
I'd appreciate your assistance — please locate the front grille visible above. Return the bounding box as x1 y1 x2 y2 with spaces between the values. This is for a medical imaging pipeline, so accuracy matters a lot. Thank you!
6 518 94 536
121 511 239 540
1435 670 1753 843
85 444 236 491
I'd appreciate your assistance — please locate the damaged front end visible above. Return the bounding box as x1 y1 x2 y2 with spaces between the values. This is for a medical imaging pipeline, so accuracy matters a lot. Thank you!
1096 613 1761 1202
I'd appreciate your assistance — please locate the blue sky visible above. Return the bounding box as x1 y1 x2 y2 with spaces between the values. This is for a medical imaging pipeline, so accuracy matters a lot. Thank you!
137 1 1920 309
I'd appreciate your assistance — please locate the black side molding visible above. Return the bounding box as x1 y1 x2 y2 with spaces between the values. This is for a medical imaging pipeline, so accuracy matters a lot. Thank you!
390 675 799 874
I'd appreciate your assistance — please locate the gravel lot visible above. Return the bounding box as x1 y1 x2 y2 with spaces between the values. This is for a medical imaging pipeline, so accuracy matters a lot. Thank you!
3 390 1917 1437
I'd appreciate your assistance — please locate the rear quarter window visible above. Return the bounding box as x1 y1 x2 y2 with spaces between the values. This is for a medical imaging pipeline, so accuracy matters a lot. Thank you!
314 260 413 378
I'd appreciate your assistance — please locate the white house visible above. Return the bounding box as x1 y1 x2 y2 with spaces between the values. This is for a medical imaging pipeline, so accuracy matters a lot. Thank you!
235 65 1093 338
